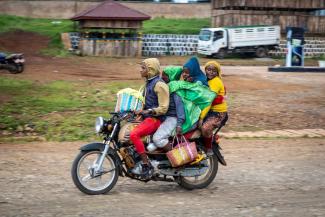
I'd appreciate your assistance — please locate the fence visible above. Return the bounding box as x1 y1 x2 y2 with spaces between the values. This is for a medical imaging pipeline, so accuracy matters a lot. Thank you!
141 34 198 56
64 33 324 57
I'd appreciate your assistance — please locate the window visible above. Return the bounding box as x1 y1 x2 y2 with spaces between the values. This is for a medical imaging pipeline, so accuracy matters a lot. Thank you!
213 31 224 41
199 30 211 41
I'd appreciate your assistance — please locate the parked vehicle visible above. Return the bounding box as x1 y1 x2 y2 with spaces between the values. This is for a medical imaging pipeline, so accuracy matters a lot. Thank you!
71 111 227 195
198 25 280 58
0 52 25 73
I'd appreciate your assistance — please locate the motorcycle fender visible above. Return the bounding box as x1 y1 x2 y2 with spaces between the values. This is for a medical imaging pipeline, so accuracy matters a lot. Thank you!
79 142 105 152
213 144 227 166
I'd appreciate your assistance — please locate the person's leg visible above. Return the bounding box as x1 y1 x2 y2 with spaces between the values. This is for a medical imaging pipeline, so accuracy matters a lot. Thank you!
202 112 228 155
152 117 177 151
130 117 161 164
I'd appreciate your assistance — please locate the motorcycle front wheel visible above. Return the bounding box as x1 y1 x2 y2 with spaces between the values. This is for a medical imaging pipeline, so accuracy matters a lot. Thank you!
9 64 24 74
71 150 119 195
177 155 218 190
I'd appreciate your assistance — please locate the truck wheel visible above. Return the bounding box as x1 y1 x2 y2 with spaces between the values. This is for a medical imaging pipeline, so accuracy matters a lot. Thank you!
215 49 226 59
255 47 268 58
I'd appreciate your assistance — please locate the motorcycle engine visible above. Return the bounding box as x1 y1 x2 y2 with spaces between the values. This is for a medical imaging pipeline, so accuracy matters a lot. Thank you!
120 147 140 169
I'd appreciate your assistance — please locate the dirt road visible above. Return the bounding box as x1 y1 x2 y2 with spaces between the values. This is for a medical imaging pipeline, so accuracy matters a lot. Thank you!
0 138 324 217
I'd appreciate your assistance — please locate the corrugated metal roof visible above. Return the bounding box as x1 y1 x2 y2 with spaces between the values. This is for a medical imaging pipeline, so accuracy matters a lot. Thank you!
71 0 151 21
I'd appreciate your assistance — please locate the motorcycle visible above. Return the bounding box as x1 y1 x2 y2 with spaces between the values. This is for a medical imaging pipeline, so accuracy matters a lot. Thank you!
0 52 25 74
71 111 227 195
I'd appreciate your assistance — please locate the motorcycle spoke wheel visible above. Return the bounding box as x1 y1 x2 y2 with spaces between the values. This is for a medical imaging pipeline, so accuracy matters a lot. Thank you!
178 155 218 190
72 150 118 194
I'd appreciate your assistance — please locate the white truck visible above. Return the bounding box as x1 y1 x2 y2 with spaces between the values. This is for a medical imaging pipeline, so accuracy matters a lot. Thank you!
197 25 280 58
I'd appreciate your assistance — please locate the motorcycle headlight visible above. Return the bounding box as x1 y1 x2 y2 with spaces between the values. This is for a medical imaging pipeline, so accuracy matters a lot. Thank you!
95 116 104 133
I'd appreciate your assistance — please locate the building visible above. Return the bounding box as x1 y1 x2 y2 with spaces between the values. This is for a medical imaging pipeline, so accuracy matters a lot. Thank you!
71 0 150 57
211 0 325 36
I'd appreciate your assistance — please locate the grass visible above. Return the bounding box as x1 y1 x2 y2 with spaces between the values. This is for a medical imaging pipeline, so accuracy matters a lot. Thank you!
0 77 141 142
0 14 74 56
143 17 210 34
0 14 210 56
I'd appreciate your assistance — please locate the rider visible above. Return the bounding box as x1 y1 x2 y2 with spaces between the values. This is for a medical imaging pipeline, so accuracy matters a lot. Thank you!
148 66 185 152
129 58 169 178
200 61 228 155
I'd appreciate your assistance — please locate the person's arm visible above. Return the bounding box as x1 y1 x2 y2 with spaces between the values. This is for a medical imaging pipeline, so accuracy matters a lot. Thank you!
210 78 224 105
173 94 185 127
152 81 169 115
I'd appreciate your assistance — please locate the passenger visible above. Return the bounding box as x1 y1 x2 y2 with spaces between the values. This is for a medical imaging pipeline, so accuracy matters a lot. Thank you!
200 61 228 155
148 66 185 152
167 58 215 134
129 58 169 178
180 56 213 133
182 56 208 86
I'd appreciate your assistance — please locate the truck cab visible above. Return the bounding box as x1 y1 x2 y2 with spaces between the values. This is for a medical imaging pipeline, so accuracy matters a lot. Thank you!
198 28 227 57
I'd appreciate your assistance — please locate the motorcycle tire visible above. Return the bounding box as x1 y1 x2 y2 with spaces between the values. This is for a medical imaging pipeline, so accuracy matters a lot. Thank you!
9 64 23 74
71 150 119 195
177 155 218 190
15 65 24 73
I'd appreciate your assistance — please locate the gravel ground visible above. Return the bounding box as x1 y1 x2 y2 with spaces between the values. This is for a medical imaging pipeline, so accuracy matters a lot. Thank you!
0 138 324 217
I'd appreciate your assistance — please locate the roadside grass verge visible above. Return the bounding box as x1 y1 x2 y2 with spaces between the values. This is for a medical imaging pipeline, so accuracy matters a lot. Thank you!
143 17 210 34
0 77 142 142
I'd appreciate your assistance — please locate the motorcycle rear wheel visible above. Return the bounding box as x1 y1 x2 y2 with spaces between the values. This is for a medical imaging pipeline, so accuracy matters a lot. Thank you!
177 155 218 190
71 150 119 195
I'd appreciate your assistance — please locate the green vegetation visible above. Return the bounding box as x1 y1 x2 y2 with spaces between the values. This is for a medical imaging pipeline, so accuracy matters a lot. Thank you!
0 77 141 142
0 15 210 56
143 17 210 34
0 14 74 56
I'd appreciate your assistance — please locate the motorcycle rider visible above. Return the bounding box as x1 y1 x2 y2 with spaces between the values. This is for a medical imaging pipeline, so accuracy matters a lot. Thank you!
129 58 169 178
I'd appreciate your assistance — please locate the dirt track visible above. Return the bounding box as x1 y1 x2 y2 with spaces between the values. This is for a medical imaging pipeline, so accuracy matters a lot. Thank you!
0 138 324 217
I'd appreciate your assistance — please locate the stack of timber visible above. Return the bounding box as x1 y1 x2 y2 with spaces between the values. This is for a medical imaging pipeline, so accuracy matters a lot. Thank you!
211 0 325 36
213 0 325 10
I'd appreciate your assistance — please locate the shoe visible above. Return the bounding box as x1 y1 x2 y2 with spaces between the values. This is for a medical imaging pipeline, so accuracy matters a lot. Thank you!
131 162 143 175
141 163 154 179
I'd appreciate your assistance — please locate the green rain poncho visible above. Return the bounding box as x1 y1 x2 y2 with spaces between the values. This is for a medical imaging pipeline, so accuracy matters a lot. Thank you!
163 66 216 133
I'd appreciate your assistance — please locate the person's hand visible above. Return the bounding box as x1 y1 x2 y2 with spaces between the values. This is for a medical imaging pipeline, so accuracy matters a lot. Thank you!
176 126 182 136
134 110 142 115
141 109 152 115
185 76 193 82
